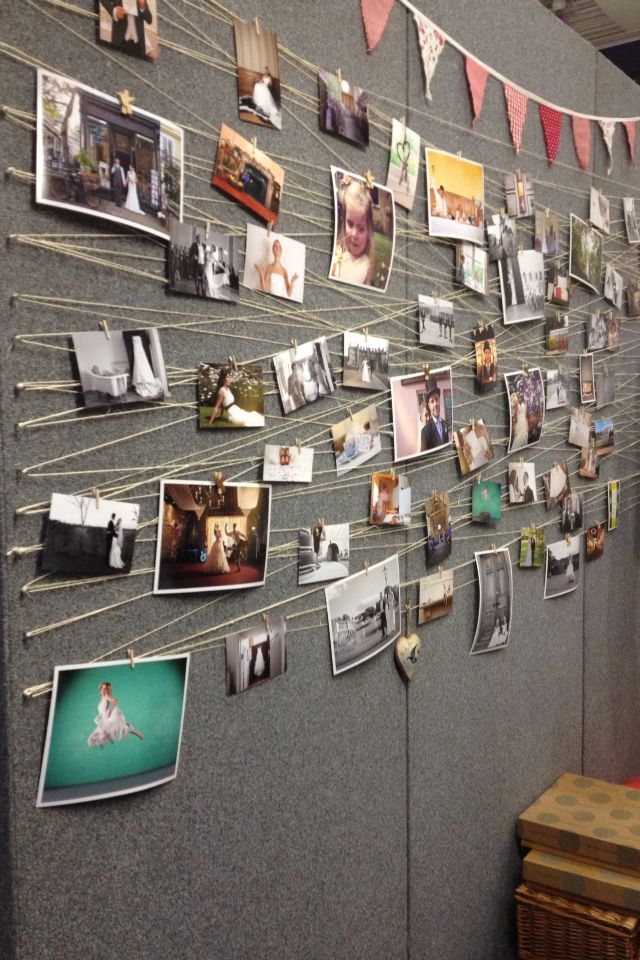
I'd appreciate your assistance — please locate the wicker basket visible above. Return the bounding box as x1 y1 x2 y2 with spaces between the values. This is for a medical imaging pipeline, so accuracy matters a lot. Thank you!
516 882 640 960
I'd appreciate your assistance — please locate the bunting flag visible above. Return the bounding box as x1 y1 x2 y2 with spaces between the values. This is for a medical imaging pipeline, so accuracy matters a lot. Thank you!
360 0 396 53
624 120 636 167
598 119 616 175
539 104 563 166
414 12 446 102
571 116 592 171
504 85 528 154
465 57 489 127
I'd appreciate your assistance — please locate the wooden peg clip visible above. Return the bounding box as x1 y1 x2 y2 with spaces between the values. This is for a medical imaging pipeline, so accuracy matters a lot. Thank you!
401 115 406 139
363 326 368 343
457 149 462 158
491 543 497 553
363 560 370 575
100 319 111 340
404 598 412 630
266 221 272 237
262 612 269 632
364 169 375 190
229 355 237 370
296 437 302 454
214 471 226 495
253 16 260 34
422 364 431 380
127 648 136 669
545 207 550 217
93 487 101 509
336 67 342 86
470 418 475 429
251 136 257 155
318 517 325 532
205 220 210 240
290 338 298 354
565 533 572 545
522 361 529 375
348 407 354 420
476 473 482 484
438 566 443 579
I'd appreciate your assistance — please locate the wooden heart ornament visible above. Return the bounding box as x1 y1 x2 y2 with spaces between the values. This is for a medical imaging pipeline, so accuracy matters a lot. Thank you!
395 632 422 681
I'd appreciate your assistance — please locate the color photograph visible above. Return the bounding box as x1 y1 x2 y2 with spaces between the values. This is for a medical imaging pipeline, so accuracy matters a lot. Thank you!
546 367 569 409
594 416 614 457
418 569 453 625
470 549 512 654
586 522 605 561
542 461 571 510
273 337 335 414
42 493 139 576
590 186 610 234
453 419 494 476
72 328 170 408
318 68 369 148
425 490 452 567
225 617 286 696
627 280 640 318
546 313 569 355
298 523 349 585
569 214 603 294
568 406 592 448
504 170 534 218
212 122 284 225
596 369 615 409
233 17 282 130
504 367 545 452
508 462 536 504
472 480 501 525
456 242 488 293
473 326 497 393
418 295 455 348
168 218 240 302
370 472 411 526
498 250 545 325
243 223 305 303
197 362 264 429
386 118 420 211
486 212 517 262
342 331 389 391
426 148 485 245
520 527 544 569
623 197 640 244
263 444 314 483
580 353 595 404
391 367 453 462
329 167 395 292
332 404 382 476
544 537 580 599
579 443 599 480
534 208 560 255
608 480 619 530
98 0 159 60
546 264 570 306
607 312 621 351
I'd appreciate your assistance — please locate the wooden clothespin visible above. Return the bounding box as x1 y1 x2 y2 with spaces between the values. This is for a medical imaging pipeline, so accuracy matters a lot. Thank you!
318 517 325 532
348 407 354 420
404 598 412 631
438 566 443 579
214 471 226 495
251 136 257 155
476 473 482 484
565 533 572 545
253 16 260 34
262 612 269 631
400 115 407 139
500 205 506 216
422 363 431 380
229 355 237 370
457 149 462 158
432 489 436 499
470 418 475 429
93 487 101 509
390 466 395 478
363 326 368 343
205 220 210 241
127 648 136 669
296 437 302 454
290 338 298 354
491 543 497 553
266 221 272 238
336 67 342 86
545 207 550 217
100 319 111 340
522 361 529 375
364 560 369 574
364 169 375 190
519 456 523 465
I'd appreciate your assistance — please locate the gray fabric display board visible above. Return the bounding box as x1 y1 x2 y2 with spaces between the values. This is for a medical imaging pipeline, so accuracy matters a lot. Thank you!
0 1 639 959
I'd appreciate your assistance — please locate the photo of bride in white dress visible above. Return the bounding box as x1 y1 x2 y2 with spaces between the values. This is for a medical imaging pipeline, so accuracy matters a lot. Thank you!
504 368 545 453
72 327 170 409
234 19 283 130
124 165 143 214
198 362 265 429
42 492 140 576
203 524 230 575
168 218 240 303
243 223 306 303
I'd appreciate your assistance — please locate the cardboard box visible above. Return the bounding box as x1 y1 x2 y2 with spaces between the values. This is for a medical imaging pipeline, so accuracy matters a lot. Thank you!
523 849 640 913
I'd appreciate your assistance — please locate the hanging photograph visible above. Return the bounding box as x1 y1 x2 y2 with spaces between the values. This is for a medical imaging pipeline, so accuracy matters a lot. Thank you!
595 368 615 409
154 480 271 594
72 328 170 408
36 655 189 807
569 214 603 294
542 461 571 510
534 208 560 255
263 444 314 483
623 197 640 244
298 523 349 586
425 490 452 567
456 242 488 293
225 617 286 697
418 569 453 625
472 480 502 525
42 493 139 576
329 167 395 292
325 555 400 675
594 416 614 457
453 419 494 476
608 480 619 530
546 367 569 409
426 147 485 246
273 336 335 414
97 0 159 60
545 313 569 355
604 263 624 311
470 549 512 655
168 218 240 302
332 404 382 475
474 327 498 393
318 68 369 148
36 69 183 240
589 186 610 234
586 311 609 351
418 295 455 348
243 223 305 303
586 522 605 561
386 118 420 210
568 406 592 448
627 280 640 317
342 330 390 391
498 250 545 325
607 313 621 351
370 472 411 526
579 443 599 480
197 362 264 429
390 366 453 462
504 170 534 218
486 212 517 262
544 537 580 599
508 462 537 504
211 123 284 225
233 17 282 130
504 367 545 452
560 493 583 534
546 264 570 306
579 353 595 404
520 527 544 569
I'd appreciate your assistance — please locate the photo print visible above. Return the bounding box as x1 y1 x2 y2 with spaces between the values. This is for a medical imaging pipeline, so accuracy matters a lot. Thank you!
596 368 615 409
425 490 452 567
225 617 286 697
486 212 517 262
329 167 395 292
546 264 570 307
273 336 335 414
233 17 282 130
508 461 537 505
499 250 545 325
418 295 455 348
520 527 544 569
97 0 159 61
586 311 609 351
474 326 498 393
197 362 264 429
542 460 571 510
535 208 560 255
624 197 640 244
470 549 512 655
426 147 485 246
560 493 583 534
579 353 595 404
594 416 614 457
472 480 502 525
386 118 420 210
42 493 139 576
504 170 534 218
504 367 545 452
579 443 599 480
370 472 411 526
390 366 453 463
325 555 400 675
607 313 621 352
342 330 390 391
569 214 603 294
546 313 569 354
604 263 624 311
608 480 620 530
318 68 369 148
589 186 610 234
332 404 381 475
586 522 605 561
544 536 580 599
263 444 314 483
418 569 453 625
36 655 189 807
72 328 170 409
627 280 640 318
212 123 284 225
298 523 349 585
568 406 592 448
456 242 488 293
453 419 494 476
154 480 271 594
168 218 240 302
546 366 569 410
243 223 305 303
36 69 183 240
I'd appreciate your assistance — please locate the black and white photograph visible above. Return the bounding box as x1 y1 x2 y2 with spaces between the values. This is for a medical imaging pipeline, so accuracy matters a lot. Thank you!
560 493 583 534
604 263 624 311
325 555 400 675
456 242 488 293
198 362 264 429
580 353 595 404
586 522 605 560
225 617 287 696
596 369 615 409
426 148 485 246
386 118 420 211
546 313 569 354
504 170 534 218
542 461 571 510
154 480 271 594
594 416 615 457
425 490 452 566
486 212 517 262
211 123 284 226
418 295 455 348
535 208 560 255
98 0 159 61
390 367 453 462
569 214 603 294
499 250 545 325
42 493 139 576
332 404 382 475
263 444 314 483
607 312 621 351
544 537 580 599
627 280 640 318
623 197 640 244
474 326 497 393
243 223 305 303
370 472 411 526
589 186 610 234
72 328 170 408
504 367 545 452
546 264 570 306
273 337 335 414
586 311 609 351
418 569 453 625
546 366 569 409
329 167 395 292
342 331 389 391
453 419 494 476
318 68 369 148
470 549 512 655
298 523 349 585
508 461 537 504
568 406 592 448
37 69 183 240
234 17 282 130
579 443 600 480
168 219 240 302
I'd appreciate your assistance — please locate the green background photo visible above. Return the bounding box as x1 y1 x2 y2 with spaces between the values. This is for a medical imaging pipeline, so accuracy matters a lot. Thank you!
472 481 502 524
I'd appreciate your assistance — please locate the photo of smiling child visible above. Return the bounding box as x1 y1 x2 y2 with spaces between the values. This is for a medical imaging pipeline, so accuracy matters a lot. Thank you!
329 167 395 293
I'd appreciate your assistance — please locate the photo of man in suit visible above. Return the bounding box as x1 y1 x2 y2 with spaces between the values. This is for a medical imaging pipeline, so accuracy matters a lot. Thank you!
99 0 156 61
420 380 449 451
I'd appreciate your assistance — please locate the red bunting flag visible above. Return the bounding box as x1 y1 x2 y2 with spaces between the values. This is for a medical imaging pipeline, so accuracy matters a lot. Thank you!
539 104 563 166
465 57 489 127
504 85 528 153
624 120 636 166
571 116 592 171
360 0 396 53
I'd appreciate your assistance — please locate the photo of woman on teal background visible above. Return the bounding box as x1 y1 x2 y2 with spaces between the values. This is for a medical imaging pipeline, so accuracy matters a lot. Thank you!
37 655 189 807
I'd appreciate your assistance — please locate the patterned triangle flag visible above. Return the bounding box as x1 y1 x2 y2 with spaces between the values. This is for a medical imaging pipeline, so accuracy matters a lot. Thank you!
598 119 616 175
624 120 636 167
571 116 592 171
360 0 396 53
414 11 446 102
504 85 528 153
465 57 489 127
539 104 563 166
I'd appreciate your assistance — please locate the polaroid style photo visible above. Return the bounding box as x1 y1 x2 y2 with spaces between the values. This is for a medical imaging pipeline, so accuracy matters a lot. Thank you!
579 443 599 480
486 212 517 262
504 367 545 453
263 444 314 483
542 461 571 510
233 18 282 130
42 493 139 576
453 419 494 476
455 242 488 293
472 480 502 525
225 617 286 696
560 493 583 534
499 250 545 325
325 555 400 675
590 186 610 234
198 362 264 429
298 523 349 585
627 280 640 318
390 367 453 463
470 549 512 654
568 406 593 448
243 223 305 303
608 480 620 530
504 170 534 218
425 490 452 567
579 353 595 404
534 208 560 255
332 404 381 476
273 337 335 414
594 416 614 457
586 312 609 351
72 328 170 409
508 462 537 505
546 313 569 355
607 313 621 352
473 326 497 393
36 655 189 806
386 118 420 211
329 167 395 293
418 569 453 625
596 369 615 409
604 263 624 311
546 264 570 307
154 480 271 594
623 197 640 244
318 68 369 148
418 295 455 348
342 331 390 391
212 123 284 225
519 527 544 569
426 147 485 246
546 367 569 410
586 522 605 561
97 0 159 60
569 214 603 294
168 218 240 303
370 472 411 526
544 537 580 599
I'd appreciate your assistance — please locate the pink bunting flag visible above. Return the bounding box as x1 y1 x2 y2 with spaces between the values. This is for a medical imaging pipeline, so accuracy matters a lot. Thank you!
465 57 489 127
504 85 528 153
414 11 446 102
360 0 396 53
598 119 616 175
571 116 592 171
539 104 563 166
624 120 636 166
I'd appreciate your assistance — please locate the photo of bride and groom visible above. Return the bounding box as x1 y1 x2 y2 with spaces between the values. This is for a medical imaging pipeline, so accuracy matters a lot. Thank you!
42 493 140 576
168 218 240 303
234 18 282 130
72 328 170 409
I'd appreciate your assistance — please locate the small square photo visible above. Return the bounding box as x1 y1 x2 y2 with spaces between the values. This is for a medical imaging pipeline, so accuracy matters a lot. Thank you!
504 367 545 452
298 523 349 585
329 167 395 292
263 444 313 483
72 328 170 409
520 527 544 569
273 337 335 414
586 522 605 560
624 197 640 244
486 213 517 262
542 461 571 510
42 493 139 576
508 462 536 504
568 406 592 448
499 250 545 325
471 549 512 654
594 416 614 457
586 312 608 351
535 209 560 255
98 0 159 61
318 68 369 148
546 367 569 409
212 123 284 225
570 214 602 294
590 187 610 234
544 537 580 599
560 493 583 534
198 362 264 429
168 219 240 302
234 18 282 130
332 405 381 475
453 419 494 476
418 570 453 625
342 331 389 391
604 263 623 310
472 480 501 525
546 265 570 307
425 491 452 567
391 367 453 462
370 472 411 526
225 617 286 696
243 223 305 303
386 118 420 211
456 242 488 293
504 171 534 218
579 353 595 404
579 444 599 480
426 148 485 246
418 295 454 348
546 313 569 354
473 326 497 393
